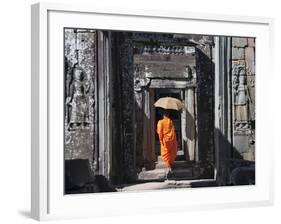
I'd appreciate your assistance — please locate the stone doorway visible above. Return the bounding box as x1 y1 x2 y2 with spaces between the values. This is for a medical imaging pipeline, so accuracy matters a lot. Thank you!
131 41 203 180
137 84 200 181
116 32 215 183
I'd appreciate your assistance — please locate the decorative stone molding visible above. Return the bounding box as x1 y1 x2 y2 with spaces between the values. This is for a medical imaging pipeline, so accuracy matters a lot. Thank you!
138 45 195 55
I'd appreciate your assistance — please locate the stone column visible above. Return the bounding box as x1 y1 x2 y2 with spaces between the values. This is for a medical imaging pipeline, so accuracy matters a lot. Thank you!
185 87 196 161
119 38 136 182
195 35 215 177
149 89 156 166
214 36 232 185
142 89 156 170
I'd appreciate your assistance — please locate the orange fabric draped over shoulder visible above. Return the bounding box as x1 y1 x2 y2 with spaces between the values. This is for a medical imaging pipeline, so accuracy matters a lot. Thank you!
156 116 177 168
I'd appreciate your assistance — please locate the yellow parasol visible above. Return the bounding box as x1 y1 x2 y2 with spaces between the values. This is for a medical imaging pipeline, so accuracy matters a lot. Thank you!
154 97 184 111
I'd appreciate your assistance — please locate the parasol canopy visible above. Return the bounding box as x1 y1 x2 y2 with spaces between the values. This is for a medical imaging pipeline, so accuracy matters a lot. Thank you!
154 97 184 111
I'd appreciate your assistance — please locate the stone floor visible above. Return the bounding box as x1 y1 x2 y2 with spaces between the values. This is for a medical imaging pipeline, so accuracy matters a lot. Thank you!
116 156 217 192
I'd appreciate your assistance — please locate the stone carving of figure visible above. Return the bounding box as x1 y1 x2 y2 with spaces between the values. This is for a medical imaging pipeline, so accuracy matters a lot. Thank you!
66 66 89 129
233 68 252 129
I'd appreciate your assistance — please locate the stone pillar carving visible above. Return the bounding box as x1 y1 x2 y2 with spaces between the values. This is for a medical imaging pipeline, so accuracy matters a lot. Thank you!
185 87 196 161
64 28 97 170
231 37 255 161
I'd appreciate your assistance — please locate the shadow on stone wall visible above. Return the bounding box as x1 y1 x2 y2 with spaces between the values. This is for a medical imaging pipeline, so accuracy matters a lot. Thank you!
195 46 215 177
185 109 196 141
214 128 255 186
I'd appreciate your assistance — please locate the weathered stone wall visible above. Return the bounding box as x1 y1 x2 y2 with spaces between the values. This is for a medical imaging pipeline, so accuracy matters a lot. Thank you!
118 33 136 182
64 28 97 169
231 37 255 161
195 36 215 177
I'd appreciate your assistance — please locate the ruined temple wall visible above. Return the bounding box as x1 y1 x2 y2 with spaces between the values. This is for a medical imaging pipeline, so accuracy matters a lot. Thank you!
64 28 97 169
231 37 255 161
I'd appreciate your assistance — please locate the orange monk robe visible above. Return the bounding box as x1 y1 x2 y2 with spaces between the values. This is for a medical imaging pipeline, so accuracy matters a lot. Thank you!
156 116 177 168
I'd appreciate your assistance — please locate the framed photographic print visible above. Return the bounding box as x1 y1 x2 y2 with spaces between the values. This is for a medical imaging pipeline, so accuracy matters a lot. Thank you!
31 2 274 221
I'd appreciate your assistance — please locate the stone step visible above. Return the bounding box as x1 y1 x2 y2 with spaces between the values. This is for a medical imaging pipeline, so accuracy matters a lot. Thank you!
156 155 188 162
167 168 198 180
155 160 195 169
155 156 195 169
138 167 199 181
138 168 167 181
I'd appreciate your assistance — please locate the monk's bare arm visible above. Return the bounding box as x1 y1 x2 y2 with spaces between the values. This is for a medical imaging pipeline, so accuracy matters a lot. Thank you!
157 121 164 146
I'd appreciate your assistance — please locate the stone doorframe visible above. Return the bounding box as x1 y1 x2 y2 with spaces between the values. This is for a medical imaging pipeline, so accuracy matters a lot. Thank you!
134 78 198 170
96 31 112 178
214 36 233 184
118 33 216 182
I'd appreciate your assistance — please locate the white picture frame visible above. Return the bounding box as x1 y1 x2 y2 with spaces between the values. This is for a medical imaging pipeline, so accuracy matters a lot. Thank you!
31 2 274 221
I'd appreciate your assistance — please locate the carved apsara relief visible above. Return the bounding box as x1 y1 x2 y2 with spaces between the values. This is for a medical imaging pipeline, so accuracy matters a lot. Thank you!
66 66 89 129
234 75 251 129
232 62 252 130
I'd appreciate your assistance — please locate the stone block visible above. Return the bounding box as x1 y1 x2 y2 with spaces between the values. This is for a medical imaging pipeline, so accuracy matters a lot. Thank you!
232 47 245 60
230 167 255 185
232 37 248 47
64 29 77 66
241 149 255 161
233 134 250 154
248 38 255 47
245 47 255 74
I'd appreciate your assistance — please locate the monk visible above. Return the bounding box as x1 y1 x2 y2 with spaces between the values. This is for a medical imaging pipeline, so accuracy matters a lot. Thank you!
156 110 177 174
